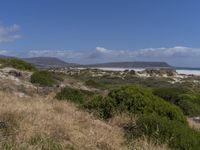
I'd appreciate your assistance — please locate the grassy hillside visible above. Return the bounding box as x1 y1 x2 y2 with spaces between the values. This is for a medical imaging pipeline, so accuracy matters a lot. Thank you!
0 91 170 150
0 63 200 150
55 85 200 150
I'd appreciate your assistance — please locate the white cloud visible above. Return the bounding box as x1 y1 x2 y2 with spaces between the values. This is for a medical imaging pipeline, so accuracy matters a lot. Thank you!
0 23 21 43
91 46 200 59
96 47 110 53
28 50 84 59
0 50 7 55
130 46 200 58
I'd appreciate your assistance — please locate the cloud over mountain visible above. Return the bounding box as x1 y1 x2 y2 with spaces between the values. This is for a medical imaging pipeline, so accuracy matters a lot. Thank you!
24 46 200 67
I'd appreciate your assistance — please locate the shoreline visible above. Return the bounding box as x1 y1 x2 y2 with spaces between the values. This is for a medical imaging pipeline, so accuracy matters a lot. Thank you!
77 67 200 76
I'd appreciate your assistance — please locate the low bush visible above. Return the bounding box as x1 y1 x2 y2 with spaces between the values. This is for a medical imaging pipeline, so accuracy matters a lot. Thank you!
85 79 104 89
55 87 94 105
0 58 36 71
30 71 56 86
153 87 187 104
84 96 116 119
177 94 200 116
125 114 200 150
153 88 200 116
84 85 186 123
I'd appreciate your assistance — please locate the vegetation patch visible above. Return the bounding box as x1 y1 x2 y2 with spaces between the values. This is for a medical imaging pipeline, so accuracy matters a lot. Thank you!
65 84 196 149
85 79 104 89
125 114 200 150
153 87 200 116
54 75 200 150
84 85 186 123
30 70 59 87
56 86 95 105
83 96 115 119
0 58 36 71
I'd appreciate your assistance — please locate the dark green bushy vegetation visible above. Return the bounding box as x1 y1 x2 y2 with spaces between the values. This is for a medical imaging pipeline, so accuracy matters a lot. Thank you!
30 71 56 86
85 79 104 89
153 87 187 104
125 114 200 150
83 96 116 119
56 86 94 105
0 58 36 71
177 94 200 116
153 87 200 116
84 85 186 123
72 73 175 90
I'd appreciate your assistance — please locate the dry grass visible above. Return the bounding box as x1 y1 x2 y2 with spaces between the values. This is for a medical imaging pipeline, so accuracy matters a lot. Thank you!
129 137 170 150
0 91 126 150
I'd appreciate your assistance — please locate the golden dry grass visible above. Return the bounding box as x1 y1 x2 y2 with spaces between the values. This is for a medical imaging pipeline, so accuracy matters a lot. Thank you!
130 137 169 150
0 91 126 150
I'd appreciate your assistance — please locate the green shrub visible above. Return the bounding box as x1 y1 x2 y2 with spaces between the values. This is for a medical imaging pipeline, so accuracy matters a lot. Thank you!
51 72 64 82
0 58 36 71
153 87 187 104
84 85 186 123
177 94 200 116
30 71 56 86
84 96 116 119
85 79 104 89
56 87 94 105
109 86 185 122
153 88 200 117
125 114 200 150
83 95 103 110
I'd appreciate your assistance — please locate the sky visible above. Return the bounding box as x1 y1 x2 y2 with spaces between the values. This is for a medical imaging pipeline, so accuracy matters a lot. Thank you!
0 0 200 67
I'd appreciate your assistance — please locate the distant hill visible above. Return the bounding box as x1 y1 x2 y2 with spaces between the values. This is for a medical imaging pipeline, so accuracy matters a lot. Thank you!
1 55 172 69
23 57 78 68
0 55 12 58
83 61 171 68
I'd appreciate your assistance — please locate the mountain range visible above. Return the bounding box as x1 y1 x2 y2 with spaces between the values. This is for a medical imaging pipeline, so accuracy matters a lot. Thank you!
23 57 172 68
0 55 172 68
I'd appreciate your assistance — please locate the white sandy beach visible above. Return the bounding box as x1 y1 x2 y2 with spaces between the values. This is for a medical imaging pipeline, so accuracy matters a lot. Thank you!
84 67 200 76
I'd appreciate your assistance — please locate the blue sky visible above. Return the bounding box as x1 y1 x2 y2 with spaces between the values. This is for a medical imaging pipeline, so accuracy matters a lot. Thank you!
0 0 200 67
